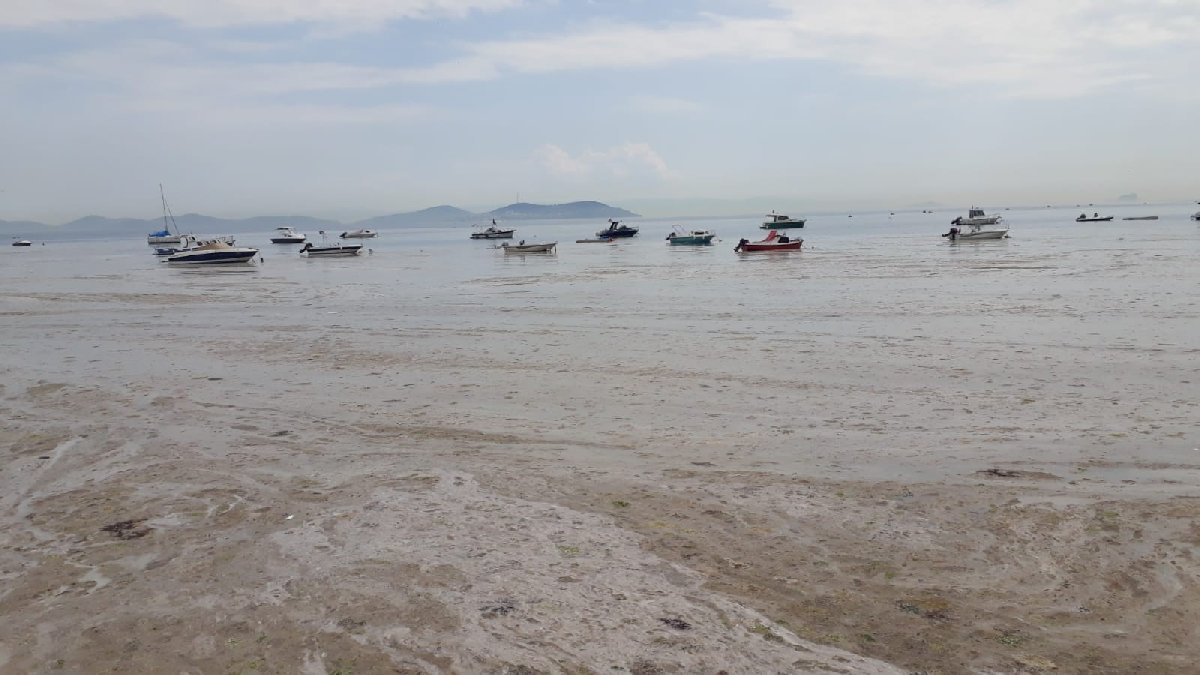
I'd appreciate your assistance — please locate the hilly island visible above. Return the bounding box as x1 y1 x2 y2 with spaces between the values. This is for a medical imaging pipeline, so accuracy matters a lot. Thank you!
0 201 639 235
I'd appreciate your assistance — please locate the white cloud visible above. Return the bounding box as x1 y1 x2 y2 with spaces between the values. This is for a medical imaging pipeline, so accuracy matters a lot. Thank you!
0 0 523 29
536 143 675 180
392 0 1198 98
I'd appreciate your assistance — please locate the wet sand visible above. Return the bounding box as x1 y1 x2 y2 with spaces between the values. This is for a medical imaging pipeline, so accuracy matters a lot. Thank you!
2 211 1199 672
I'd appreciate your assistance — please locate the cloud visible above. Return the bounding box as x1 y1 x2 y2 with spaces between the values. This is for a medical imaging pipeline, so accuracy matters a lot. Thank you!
392 0 1197 98
536 143 675 180
627 96 702 115
0 0 524 29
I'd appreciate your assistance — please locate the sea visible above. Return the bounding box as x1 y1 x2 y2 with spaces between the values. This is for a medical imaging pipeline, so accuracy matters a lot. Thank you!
3 203 1198 486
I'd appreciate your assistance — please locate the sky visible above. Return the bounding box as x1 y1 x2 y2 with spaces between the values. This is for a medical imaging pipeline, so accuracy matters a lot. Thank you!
2 0 1199 223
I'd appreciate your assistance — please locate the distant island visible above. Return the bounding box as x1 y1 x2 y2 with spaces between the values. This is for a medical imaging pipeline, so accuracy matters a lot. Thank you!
0 201 640 235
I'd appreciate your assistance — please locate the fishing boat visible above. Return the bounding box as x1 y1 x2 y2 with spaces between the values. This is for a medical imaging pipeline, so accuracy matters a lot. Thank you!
951 207 1003 227
147 184 191 245
471 220 515 239
942 223 1010 240
300 242 362 257
760 212 806 229
596 220 638 238
1076 212 1113 222
11 239 32 247
501 241 556 253
163 237 258 265
734 230 802 252
665 227 716 245
339 229 378 239
1122 216 1159 221
270 226 306 243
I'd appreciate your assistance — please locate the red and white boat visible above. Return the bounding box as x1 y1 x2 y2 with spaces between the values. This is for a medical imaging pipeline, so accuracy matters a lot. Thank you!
734 230 803 252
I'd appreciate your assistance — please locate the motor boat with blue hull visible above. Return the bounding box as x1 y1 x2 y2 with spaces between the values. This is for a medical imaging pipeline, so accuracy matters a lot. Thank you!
164 239 258 265
597 220 638 239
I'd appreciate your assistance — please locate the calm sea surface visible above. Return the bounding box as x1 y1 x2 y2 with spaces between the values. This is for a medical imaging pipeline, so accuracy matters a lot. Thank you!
3 204 1198 484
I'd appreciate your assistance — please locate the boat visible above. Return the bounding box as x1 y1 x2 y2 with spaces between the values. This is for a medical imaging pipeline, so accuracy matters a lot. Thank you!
163 237 258 265
665 227 716 245
147 185 191 245
951 207 1002 227
300 242 362 257
471 220 515 239
1191 211 1200 221
596 220 638 238
734 230 802 252
575 238 616 243
942 223 1010 240
501 240 556 253
339 229 378 239
471 227 515 239
760 212 806 229
1122 216 1159 221
12 239 32 247
270 226 306 243
1076 212 1113 222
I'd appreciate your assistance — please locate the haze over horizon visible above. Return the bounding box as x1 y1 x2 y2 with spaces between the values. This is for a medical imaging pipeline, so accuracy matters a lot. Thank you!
3 0 1198 223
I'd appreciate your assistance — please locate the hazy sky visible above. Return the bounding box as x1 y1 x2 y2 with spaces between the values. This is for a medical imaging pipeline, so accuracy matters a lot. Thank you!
3 0 1198 222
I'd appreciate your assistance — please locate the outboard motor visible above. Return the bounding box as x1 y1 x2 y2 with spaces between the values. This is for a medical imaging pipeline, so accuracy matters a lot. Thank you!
735 238 749 252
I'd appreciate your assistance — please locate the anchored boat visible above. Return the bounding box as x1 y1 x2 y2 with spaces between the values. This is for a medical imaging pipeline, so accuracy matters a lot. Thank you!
760 212 806 229
734 230 802 252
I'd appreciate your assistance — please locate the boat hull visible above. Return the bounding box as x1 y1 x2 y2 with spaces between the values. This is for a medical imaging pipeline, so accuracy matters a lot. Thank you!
502 243 556 253
668 235 715 245
759 221 805 229
165 249 259 264
1075 217 1113 222
470 230 515 239
340 230 378 239
12 240 32 247
738 241 802 252
271 237 306 244
301 245 362 257
952 231 1009 240
1122 216 1159 221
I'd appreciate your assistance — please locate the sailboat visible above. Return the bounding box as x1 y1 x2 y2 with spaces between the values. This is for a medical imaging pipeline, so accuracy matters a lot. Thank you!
147 185 191 245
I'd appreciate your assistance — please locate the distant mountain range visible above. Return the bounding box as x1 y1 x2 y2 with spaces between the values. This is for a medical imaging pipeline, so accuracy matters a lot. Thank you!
0 201 639 235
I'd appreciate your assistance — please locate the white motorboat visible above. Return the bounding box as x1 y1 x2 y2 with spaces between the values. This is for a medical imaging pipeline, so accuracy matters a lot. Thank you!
761 212 806 229
12 239 32 247
164 238 258 264
942 223 1009 240
951 207 1003 227
339 229 378 239
501 240 556 253
471 226 515 239
270 226 306 244
300 241 363 257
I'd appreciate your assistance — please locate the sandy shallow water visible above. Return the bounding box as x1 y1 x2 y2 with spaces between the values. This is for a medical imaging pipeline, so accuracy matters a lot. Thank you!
2 207 1199 673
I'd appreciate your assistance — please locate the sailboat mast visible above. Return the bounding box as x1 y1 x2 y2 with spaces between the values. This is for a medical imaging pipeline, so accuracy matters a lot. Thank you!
159 183 179 234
